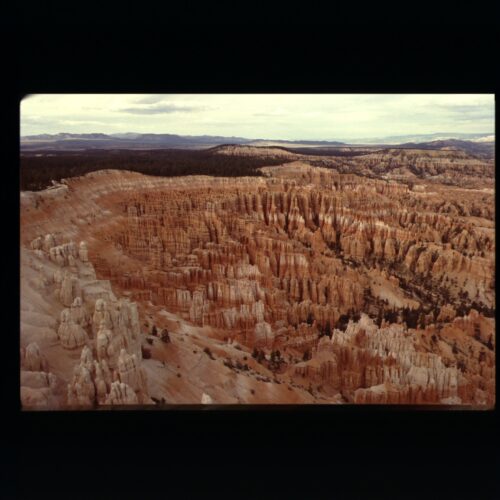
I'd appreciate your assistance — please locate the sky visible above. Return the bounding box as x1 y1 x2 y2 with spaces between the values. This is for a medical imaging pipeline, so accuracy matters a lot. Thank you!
20 94 495 141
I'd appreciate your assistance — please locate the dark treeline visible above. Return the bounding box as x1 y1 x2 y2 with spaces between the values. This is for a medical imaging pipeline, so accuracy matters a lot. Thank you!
20 149 287 191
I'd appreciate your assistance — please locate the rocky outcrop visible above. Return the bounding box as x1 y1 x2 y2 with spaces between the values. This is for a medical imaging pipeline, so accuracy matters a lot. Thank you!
57 308 89 349
93 299 113 334
201 393 213 404
21 386 52 407
117 349 148 402
59 271 82 307
21 230 150 409
22 343 48 372
96 320 125 368
21 370 57 390
105 382 139 405
20 369 59 408
252 322 274 348
79 241 89 262
292 313 492 405
70 297 90 328
67 334 147 407
67 364 96 406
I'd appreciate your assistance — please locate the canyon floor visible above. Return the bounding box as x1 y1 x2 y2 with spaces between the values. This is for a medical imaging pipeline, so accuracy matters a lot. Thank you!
20 148 495 408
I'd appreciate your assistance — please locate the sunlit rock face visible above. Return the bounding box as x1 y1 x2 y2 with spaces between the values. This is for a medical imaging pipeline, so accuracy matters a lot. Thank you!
20 162 495 407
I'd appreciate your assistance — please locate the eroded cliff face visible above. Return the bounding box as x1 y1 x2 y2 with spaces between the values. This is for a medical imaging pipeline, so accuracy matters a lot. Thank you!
294 312 494 405
20 163 495 407
218 145 495 189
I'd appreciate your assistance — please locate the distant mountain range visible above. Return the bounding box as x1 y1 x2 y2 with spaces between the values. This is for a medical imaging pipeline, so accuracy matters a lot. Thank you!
23 132 344 150
21 132 254 150
347 132 494 145
20 132 494 157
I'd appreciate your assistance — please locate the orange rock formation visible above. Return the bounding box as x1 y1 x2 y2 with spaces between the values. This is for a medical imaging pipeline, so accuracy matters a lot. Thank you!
20 162 495 407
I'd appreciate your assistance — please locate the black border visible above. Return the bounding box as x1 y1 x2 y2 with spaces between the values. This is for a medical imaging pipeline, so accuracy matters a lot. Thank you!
7 20 498 499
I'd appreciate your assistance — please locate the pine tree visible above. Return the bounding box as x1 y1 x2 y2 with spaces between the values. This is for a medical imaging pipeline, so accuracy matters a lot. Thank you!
486 335 494 350
323 321 332 338
377 308 384 328
160 329 170 343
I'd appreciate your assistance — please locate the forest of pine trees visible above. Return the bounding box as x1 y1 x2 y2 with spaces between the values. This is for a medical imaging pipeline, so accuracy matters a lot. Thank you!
20 149 287 191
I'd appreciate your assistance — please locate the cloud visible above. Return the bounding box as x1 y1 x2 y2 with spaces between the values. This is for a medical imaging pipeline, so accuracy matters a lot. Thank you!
119 103 206 114
21 116 54 125
134 94 167 105
435 103 494 116
60 119 112 126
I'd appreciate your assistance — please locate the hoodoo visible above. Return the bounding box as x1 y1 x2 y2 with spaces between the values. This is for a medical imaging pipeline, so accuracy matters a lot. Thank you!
20 161 495 407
